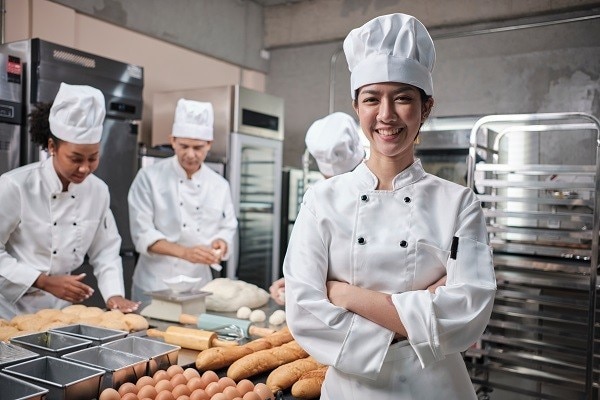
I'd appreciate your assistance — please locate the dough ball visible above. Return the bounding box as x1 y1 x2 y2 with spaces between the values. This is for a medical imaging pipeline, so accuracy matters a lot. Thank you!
0 319 9 327
39 321 68 331
78 316 102 326
10 314 36 327
0 326 19 341
202 278 269 312
123 313 149 332
16 317 49 332
52 312 79 324
268 310 286 326
98 318 129 331
249 309 266 323
78 307 105 319
36 309 63 319
236 306 252 319
101 310 125 320
61 304 88 315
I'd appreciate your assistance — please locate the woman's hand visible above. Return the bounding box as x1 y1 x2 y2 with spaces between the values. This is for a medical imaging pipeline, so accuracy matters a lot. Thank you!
269 277 286 305
181 245 221 265
326 280 352 308
34 273 93 303
106 296 140 313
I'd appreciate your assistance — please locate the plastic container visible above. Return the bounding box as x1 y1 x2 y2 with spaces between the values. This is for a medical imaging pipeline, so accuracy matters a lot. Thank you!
49 324 127 346
62 346 147 390
10 331 91 358
3 356 104 400
0 372 48 400
101 336 180 375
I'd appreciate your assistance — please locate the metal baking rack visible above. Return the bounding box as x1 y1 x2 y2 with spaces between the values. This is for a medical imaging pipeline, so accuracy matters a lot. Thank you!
464 112 600 400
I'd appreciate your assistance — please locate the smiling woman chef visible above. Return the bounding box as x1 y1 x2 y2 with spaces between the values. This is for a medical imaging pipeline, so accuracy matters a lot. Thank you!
0 83 139 319
283 13 496 399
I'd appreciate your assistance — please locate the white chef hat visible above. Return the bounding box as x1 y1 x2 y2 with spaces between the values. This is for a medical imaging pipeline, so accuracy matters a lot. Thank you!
49 82 105 144
172 99 214 141
343 13 435 99
305 112 365 177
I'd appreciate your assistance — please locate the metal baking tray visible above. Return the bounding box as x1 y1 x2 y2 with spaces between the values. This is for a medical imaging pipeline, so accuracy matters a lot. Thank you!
50 324 127 346
0 372 48 400
101 336 180 375
10 331 92 358
62 346 147 390
2 356 104 400
0 342 39 370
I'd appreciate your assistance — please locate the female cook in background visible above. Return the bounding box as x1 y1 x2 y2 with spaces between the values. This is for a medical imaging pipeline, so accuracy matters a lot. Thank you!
283 13 496 399
0 83 139 319
269 111 366 305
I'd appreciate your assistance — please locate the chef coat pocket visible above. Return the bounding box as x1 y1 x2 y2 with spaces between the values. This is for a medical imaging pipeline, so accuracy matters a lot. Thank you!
413 241 449 290
79 218 101 250
446 237 495 286
198 205 223 225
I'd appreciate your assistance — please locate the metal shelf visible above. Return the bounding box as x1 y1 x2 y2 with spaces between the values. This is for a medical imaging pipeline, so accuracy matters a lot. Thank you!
466 112 600 399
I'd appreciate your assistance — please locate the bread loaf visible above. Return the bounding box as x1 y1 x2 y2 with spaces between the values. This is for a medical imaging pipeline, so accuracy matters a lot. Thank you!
195 327 293 371
291 366 328 399
266 356 324 393
227 340 308 381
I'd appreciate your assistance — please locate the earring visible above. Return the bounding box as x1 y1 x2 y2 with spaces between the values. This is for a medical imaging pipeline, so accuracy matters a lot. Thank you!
414 136 421 145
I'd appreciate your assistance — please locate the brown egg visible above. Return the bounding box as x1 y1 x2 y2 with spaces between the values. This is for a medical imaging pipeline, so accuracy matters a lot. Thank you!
187 376 204 392
222 386 241 400
122 393 140 400
183 367 200 381
176 396 190 400
217 377 236 392
172 383 192 398
242 392 261 400
201 370 219 385
155 390 176 400
119 382 139 396
189 389 210 400
170 373 188 387
153 370 170 382
235 380 254 396
252 383 274 400
137 385 158 400
204 381 221 398
99 388 121 400
167 365 185 378
154 380 174 394
137 376 156 390
210 394 228 400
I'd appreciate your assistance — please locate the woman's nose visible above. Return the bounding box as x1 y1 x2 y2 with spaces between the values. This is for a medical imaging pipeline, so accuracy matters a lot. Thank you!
377 99 397 123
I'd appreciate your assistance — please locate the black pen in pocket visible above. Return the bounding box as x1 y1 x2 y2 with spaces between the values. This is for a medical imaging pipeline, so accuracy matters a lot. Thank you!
450 236 459 260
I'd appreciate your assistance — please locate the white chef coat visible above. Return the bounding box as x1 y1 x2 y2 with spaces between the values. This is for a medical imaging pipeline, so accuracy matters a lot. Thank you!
283 160 496 400
0 158 125 319
128 156 238 292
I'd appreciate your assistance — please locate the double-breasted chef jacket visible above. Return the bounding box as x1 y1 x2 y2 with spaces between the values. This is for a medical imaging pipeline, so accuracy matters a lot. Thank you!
128 156 238 291
0 158 125 319
283 160 496 400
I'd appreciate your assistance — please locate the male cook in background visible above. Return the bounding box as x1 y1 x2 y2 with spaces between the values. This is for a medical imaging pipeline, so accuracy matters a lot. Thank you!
128 99 238 309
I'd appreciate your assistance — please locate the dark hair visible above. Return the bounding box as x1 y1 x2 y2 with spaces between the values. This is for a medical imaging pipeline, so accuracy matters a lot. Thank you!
29 102 62 150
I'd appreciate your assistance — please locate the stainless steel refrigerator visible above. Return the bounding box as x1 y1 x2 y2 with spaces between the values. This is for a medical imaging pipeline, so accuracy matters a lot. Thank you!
0 38 144 302
153 85 284 290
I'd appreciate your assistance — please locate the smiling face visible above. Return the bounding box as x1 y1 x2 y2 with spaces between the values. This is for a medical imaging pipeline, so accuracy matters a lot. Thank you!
353 82 433 169
49 139 100 190
171 136 212 178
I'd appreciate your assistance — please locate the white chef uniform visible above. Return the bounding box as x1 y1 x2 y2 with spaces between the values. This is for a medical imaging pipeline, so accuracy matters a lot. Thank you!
283 161 496 399
0 158 125 319
128 156 237 292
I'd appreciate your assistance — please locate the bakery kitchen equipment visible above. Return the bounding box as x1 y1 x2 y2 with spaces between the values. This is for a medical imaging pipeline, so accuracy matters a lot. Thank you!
179 313 275 338
140 289 212 322
146 326 238 351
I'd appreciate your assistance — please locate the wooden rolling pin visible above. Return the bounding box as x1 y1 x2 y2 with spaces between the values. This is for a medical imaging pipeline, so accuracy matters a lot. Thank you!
179 313 275 338
146 326 238 351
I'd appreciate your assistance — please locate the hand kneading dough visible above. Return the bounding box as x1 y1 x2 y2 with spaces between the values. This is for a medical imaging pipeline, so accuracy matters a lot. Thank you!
201 278 269 312
237 306 252 319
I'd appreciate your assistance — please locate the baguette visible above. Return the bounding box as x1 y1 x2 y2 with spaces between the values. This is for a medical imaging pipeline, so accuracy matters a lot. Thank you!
227 340 308 381
266 356 324 393
195 327 294 371
291 366 328 399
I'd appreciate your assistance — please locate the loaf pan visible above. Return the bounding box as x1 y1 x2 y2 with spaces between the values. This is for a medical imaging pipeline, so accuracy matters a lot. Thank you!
62 346 147 390
101 336 180 375
50 324 127 346
10 331 91 358
0 342 39 370
3 356 104 400
0 372 48 400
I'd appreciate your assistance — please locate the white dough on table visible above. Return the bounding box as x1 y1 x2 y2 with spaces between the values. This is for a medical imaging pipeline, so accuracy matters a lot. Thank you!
249 309 266 323
236 306 252 319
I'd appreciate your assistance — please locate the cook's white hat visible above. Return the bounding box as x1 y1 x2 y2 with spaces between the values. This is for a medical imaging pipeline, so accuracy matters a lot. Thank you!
305 112 365 177
49 82 105 144
343 13 435 98
172 99 214 141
